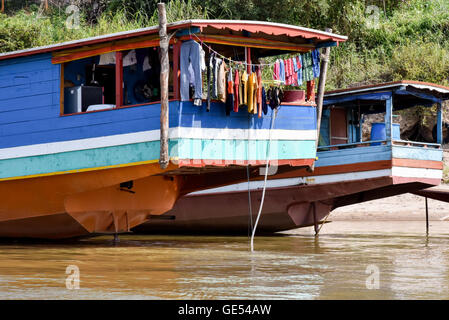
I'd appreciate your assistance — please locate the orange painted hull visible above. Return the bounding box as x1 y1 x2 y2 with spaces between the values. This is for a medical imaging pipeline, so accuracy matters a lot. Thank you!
0 162 182 239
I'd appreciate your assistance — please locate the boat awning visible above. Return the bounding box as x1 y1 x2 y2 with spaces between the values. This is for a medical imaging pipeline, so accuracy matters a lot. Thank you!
324 81 449 110
0 19 347 63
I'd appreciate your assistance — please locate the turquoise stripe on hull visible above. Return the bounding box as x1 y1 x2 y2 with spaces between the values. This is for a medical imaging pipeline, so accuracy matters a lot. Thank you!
0 139 316 180
173 139 316 161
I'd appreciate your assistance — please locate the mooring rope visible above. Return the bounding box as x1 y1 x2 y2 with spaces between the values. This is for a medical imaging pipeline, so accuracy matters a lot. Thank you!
250 107 278 252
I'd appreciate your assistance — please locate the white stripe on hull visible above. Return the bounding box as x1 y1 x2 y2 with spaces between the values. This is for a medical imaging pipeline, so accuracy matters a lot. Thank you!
0 128 316 160
189 167 442 195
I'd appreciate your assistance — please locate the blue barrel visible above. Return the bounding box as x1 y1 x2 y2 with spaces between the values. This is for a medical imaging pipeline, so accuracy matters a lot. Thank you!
371 123 400 145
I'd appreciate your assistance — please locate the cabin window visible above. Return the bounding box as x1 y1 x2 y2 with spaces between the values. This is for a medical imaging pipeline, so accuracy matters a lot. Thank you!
61 46 173 115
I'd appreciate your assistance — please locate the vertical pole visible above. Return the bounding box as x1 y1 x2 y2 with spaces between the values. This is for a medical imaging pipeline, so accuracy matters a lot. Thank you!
0 0 4 13
312 202 319 236
385 96 393 145
158 3 169 169
172 39 181 100
425 197 429 234
437 102 443 144
60 64 65 115
115 51 123 108
246 47 251 73
312 28 332 170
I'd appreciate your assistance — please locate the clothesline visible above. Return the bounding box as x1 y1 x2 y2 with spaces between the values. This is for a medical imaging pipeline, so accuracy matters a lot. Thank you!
190 33 278 68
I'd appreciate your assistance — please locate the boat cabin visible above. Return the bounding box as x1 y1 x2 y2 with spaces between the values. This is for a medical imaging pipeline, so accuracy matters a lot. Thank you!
318 81 449 186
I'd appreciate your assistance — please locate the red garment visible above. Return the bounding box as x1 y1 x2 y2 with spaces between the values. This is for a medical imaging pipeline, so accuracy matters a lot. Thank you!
292 71 298 87
257 68 263 118
284 59 290 76
284 59 290 85
273 60 280 81
233 69 240 112
296 56 302 69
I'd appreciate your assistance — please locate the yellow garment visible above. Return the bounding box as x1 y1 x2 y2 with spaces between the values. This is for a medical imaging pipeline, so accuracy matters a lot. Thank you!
241 70 248 106
247 72 257 113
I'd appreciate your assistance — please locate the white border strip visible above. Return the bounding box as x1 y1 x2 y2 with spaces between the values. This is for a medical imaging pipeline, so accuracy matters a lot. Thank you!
189 167 443 196
189 169 393 195
0 128 315 160
392 166 443 180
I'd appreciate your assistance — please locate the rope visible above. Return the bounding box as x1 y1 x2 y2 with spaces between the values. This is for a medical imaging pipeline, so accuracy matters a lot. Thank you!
190 33 277 68
250 107 278 252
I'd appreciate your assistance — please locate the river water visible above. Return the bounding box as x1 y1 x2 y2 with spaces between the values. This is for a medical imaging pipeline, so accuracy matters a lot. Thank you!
0 221 448 300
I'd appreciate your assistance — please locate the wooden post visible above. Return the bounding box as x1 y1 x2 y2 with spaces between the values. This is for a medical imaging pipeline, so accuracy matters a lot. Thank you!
172 39 181 100
246 47 251 73
158 3 169 169
437 102 443 144
312 202 319 236
425 197 429 234
115 51 123 108
1 0 4 13
312 28 332 170
385 96 393 145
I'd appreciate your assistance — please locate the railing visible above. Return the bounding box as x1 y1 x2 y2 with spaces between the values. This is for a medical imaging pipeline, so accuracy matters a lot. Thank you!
318 139 442 151
392 140 441 149
317 140 386 151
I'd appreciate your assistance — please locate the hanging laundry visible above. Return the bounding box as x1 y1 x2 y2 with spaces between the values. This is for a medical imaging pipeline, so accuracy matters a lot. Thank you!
273 60 280 81
142 55 151 72
257 68 263 118
226 68 234 116
293 55 303 86
217 59 227 103
267 87 284 110
207 52 215 112
312 49 321 78
240 70 248 107
99 52 116 65
233 69 240 113
261 87 268 115
247 72 257 114
213 57 220 100
180 40 203 101
284 59 290 85
279 59 286 84
302 51 314 82
123 49 137 67
307 79 316 102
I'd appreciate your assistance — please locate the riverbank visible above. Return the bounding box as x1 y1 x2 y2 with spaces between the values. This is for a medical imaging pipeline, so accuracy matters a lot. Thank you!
331 185 449 222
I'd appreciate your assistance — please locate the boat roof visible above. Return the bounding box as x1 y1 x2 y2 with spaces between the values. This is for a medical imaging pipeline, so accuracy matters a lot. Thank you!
324 81 449 110
0 19 347 62
325 81 449 99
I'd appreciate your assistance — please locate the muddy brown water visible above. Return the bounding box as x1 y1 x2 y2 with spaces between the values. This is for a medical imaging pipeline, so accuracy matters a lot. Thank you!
0 221 448 299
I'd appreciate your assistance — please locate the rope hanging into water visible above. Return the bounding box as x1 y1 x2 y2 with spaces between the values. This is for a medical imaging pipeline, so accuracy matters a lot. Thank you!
250 107 278 252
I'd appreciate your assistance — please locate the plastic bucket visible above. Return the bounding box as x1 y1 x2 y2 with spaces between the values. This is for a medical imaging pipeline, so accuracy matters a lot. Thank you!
371 122 400 145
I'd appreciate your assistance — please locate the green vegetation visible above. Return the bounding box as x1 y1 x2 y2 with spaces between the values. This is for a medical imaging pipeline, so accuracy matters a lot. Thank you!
0 0 448 90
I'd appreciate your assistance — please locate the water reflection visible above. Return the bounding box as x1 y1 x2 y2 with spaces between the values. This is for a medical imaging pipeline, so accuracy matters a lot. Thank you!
0 221 447 299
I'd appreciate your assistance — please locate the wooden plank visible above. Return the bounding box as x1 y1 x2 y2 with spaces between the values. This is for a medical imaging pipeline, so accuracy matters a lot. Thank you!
392 158 443 170
60 64 64 116
0 94 54 113
0 80 57 101
172 39 181 100
115 51 123 108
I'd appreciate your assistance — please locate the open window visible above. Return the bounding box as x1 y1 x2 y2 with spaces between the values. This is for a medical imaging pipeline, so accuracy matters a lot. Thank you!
61 45 173 115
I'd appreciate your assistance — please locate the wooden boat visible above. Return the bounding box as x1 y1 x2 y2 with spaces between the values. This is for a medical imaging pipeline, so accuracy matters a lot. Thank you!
133 81 449 234
0 20 347 239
